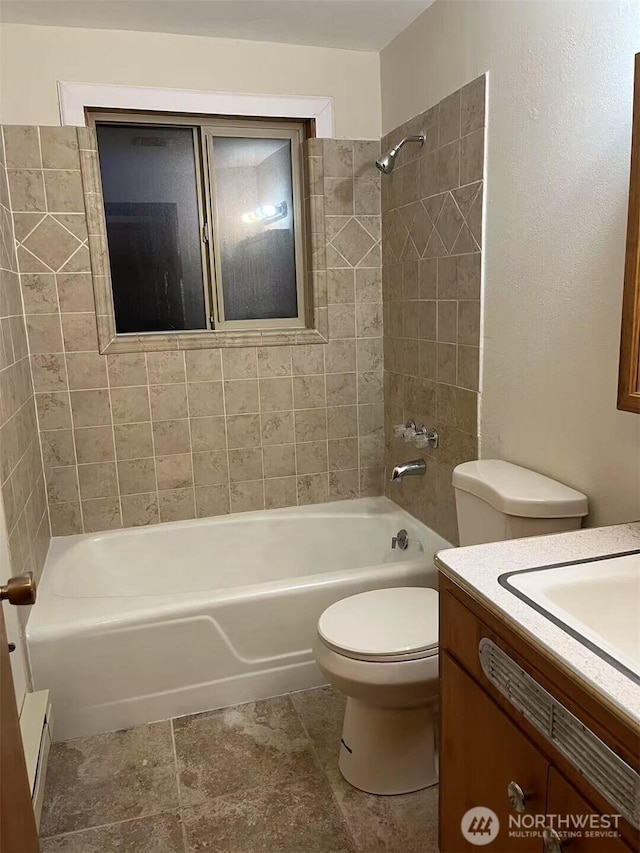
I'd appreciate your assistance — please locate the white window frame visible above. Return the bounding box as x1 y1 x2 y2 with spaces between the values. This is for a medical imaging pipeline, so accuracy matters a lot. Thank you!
58 81 335 137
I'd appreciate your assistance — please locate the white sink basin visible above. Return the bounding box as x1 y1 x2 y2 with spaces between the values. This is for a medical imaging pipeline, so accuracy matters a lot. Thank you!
501 551 640 681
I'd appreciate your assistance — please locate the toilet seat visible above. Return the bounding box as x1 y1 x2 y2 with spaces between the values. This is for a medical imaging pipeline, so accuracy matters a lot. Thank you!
317 587 439 663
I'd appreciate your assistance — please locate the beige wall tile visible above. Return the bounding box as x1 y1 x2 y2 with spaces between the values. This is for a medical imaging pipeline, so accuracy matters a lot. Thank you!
40 429 76 468
186 381 225 417
296 440 328 475
325 339 356 374
36 392 71 430
293 375 326 409
292 344 324 375
297 473 328 506
257 346 291 378
121 492 159 526
185 349 222 382
3 126 41 169
226 413 260 449
78 461 118 500
43 170 84 213
228 447 263 482
263 444 296 479
49 501 82 535
327 405 357 439
40 127 79 170
75 425 115 463
193 451 228 486
46 466 79 504
152 419 191 455
65 352 107 390
229 480 264 513
460 129 484 186
26 314 63 353
146 351 185 384
326 373 356 407
8 170 46 211
158 488 195 522
264 477 297 510
327 304 355 339
70 388 111 427
294 408 327 443
329 469 359 500
190 416 227 452
31 353 67 391
261 411 293 446
327 269 354 304
195 484 229 518
61 313 99 351
117 458 156 495
114 422 154 460
21 273 58 314
107 353 147 387
224 379 259 414
150 384 188 420
222 347 257 379
258 377 293 412
156 453 193 490
57 272 95 312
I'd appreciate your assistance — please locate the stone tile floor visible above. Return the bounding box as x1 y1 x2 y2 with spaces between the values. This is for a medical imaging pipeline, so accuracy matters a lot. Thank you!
40 686 439 852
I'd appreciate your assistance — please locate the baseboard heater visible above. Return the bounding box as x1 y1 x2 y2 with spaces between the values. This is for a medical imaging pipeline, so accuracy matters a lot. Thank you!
19 690 53 829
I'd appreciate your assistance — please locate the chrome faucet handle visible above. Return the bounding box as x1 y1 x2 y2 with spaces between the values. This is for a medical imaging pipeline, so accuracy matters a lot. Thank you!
391 529 409 550
414 426 439 450
402 419 417 441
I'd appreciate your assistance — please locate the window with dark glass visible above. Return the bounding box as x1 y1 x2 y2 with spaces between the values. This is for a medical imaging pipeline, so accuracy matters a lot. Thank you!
91 114 307 335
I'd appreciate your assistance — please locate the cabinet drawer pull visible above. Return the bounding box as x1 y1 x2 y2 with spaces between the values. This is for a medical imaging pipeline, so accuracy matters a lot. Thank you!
507 780 527 812
543 827 564 852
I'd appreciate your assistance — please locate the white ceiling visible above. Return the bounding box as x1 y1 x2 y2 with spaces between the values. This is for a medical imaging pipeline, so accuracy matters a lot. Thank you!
0 0 434 51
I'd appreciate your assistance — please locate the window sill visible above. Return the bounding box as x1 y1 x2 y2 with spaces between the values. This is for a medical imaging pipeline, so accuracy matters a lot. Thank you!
97 322 328 354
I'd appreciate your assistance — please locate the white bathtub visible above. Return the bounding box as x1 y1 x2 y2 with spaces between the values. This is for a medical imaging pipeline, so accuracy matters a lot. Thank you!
27 497 450 741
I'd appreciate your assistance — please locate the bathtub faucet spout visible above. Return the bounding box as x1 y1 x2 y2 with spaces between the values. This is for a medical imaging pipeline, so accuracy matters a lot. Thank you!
390 459 427 482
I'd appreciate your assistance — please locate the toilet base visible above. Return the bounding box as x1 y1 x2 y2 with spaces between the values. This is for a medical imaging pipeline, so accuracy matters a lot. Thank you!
338 697 438 795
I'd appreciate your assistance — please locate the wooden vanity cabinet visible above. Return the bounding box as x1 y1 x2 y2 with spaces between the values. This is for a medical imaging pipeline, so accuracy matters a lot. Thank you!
441 651 549 851
439 575 640 853
546 769 630 853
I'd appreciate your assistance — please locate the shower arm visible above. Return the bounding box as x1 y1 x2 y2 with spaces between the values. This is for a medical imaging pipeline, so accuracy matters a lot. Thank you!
393 133 426 155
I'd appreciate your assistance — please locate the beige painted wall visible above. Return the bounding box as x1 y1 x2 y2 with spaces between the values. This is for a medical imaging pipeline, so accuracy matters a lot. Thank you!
0 23 381 139
381 0 640 526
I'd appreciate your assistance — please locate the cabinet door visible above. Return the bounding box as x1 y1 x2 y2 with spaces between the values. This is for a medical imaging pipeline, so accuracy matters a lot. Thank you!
544 768 631 853
440 652 548 852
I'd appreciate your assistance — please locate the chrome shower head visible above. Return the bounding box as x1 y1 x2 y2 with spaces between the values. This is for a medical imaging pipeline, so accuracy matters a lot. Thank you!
376 133 426 174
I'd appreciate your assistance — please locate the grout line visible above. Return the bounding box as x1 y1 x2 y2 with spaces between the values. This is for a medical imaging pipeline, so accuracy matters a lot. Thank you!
218 352 233 516
169 718 190 853
144 353 162 525
289 689 359 852
39 807 174 843
176 351 196 520
104 344 124 530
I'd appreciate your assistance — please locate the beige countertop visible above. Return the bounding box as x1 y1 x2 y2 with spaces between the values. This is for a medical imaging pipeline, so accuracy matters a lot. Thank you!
435 522 640 726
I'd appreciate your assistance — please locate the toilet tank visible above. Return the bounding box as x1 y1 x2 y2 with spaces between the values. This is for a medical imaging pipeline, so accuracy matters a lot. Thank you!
453 460 589 546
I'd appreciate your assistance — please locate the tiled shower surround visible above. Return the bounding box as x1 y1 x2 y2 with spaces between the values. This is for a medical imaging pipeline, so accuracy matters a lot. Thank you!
0 126 384 534
383 76 485 544
1 78 484 541
0 133 49 589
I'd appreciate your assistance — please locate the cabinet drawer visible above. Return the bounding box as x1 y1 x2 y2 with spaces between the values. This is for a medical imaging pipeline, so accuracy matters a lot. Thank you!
440 652 549 852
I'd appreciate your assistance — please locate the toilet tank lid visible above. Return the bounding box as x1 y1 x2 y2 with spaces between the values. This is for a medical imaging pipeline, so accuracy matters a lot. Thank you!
452 460 588 519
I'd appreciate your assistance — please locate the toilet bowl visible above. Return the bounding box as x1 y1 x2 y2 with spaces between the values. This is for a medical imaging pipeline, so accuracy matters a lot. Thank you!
314 460 589 796
314 587 439 795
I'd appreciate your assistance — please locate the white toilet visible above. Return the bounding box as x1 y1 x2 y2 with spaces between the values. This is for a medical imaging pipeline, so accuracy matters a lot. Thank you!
313 459 588 795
